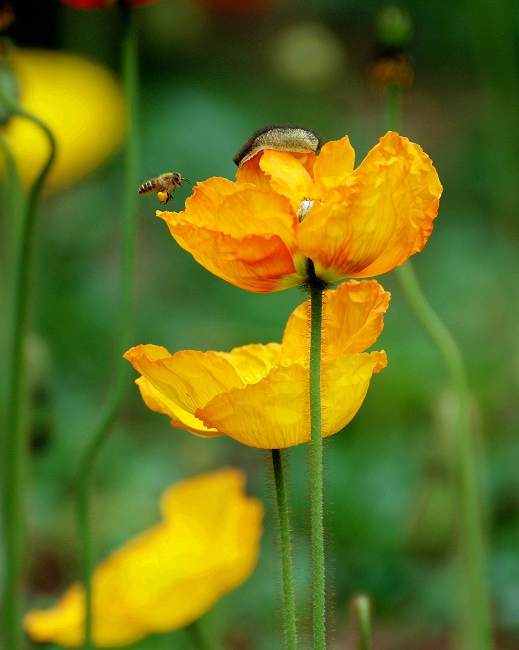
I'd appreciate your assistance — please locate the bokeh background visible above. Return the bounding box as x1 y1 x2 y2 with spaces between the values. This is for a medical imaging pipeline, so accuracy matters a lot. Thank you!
3 0 519 648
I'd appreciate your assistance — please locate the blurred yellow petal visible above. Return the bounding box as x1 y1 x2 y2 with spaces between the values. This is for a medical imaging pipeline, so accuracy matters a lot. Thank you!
24 470 263 647
2 49 125 191
281 280 390 363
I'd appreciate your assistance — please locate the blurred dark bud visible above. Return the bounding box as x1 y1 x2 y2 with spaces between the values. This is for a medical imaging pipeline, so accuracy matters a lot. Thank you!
370 52 413 91
374 5 413 50
195 0 274 16
0 1 14 31
270 21 345 90
25 334 54 453
59 0 159 9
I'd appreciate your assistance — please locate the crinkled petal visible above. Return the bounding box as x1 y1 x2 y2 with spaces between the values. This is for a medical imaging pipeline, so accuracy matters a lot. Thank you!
196 364 309 449
312 135 355 196
297 132 441 281
321 351 388 436
258 149 315 211
352 132 442 276
178 177 239 229
136 377 221 438
281 280 390 363
217 343 283 383
124 345 244 415
159 213 302 292
24 470 263 647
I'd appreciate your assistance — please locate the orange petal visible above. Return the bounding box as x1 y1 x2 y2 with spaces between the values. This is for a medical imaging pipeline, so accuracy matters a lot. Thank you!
124 345 244 415
159 214 302 292
281 280 390 363
135 377 221 438
179 176 239 229
297 132 441 281
351 132 442 277
258 149 315 211
197 364 309 449
312 135 355 196
321 351 388 436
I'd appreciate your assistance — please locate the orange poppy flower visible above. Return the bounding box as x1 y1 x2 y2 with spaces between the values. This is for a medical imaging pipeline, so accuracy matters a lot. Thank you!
159 131 442 292
124 280 389 449
23 469 263 648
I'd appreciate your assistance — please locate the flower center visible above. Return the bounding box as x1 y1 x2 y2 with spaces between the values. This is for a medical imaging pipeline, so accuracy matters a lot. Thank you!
297 198 314 222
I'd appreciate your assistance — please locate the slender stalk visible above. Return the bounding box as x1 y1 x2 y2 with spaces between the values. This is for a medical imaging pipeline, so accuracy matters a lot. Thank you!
351 594 371 650
385 84 493 650
307 275 326 650
77 8 139 649
0 89 56 650
271 448 298 650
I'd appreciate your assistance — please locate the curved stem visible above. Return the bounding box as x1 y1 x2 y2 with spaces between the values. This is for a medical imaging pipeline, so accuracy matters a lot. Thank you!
0 89 56 650
77 8 139 649
385 83 493 650
271 448 298 650
308 281 326 650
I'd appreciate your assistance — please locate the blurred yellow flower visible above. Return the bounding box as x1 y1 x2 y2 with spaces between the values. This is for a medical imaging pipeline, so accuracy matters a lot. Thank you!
1 49 125 191
24 469 263 647
124 280 389 449
160 131 442 292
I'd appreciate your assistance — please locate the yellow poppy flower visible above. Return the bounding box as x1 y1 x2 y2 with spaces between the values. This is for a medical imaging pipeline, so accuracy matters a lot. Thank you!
23 469 263 648
1 49 125 191
124 280 389 449
159 131 442 292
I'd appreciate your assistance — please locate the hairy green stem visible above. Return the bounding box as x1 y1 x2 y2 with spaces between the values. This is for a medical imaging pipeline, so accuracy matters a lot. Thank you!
77 8 139 649
386 84 493 650
308 280 325 650
351 594 371 650
271 448 298 650
0 87 56 650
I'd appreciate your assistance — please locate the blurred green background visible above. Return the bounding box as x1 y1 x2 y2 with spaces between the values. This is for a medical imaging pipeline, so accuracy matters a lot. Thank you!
3 0 519 648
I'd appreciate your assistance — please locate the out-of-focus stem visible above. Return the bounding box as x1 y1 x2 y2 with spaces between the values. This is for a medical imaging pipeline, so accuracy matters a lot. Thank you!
77 8 139 649
0 87 56 650
308 277 325 650
385 83 493 650
351 594 371 650
271 448 298 650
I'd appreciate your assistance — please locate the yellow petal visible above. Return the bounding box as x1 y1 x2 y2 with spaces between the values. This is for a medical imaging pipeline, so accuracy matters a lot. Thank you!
197 364 309 449
218 342 283 383
281 280 390 363
24 470 263 647
136 376 221 438
321 351 388 436
3 49 125 192
312 135 355 196
124 344 244 415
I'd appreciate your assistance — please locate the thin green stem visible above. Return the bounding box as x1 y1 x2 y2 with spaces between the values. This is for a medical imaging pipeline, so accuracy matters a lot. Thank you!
0 87 56 650
351 594 371 650
77 8 139 649
385 85 493 650
271 448 298 650
308 279 326 650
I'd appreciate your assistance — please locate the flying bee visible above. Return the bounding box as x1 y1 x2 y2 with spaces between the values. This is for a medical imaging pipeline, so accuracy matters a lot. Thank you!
138 172 190 204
